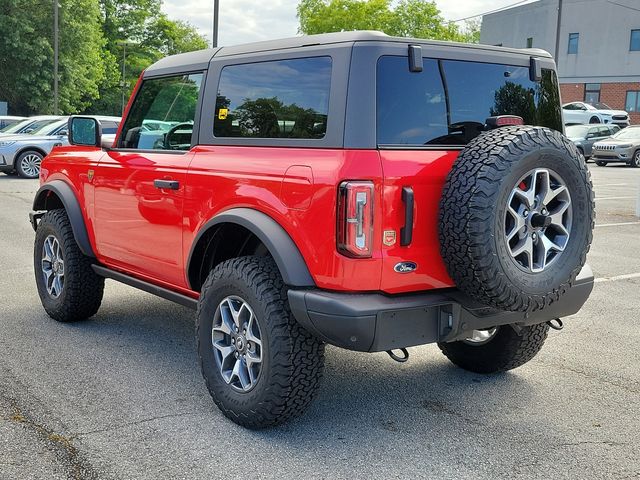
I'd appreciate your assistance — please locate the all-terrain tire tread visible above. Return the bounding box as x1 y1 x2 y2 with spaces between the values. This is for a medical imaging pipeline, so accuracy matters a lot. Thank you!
439 126 595 312
438 323 550 373
35 209 104 322
197 256 324 429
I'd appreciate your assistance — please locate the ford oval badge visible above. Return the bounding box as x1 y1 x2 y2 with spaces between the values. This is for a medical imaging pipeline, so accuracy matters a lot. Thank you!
394 261 417 273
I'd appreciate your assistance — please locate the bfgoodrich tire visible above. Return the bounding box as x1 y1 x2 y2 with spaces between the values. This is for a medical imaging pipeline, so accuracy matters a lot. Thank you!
197 256 325 429
439 126 594 312
34 209 104 322
438 323 550 373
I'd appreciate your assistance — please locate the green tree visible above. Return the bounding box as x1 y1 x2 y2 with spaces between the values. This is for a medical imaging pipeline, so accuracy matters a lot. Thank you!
297 0 473 42
90 0 208 115
0 0 112 115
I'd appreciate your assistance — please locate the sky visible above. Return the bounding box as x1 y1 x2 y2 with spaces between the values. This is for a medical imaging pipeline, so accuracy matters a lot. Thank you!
161 0 539 47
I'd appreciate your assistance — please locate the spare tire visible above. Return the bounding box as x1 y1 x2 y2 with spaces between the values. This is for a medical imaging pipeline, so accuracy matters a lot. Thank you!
439 126 594 312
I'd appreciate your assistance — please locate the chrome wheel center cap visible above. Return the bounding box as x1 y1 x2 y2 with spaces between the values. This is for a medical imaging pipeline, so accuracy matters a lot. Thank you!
235 336 246 353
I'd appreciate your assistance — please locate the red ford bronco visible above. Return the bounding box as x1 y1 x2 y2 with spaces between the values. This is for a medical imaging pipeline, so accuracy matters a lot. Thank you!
31 31 594 428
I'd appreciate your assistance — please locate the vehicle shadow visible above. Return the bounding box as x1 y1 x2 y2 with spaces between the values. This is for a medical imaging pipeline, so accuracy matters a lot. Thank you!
56 288 535 433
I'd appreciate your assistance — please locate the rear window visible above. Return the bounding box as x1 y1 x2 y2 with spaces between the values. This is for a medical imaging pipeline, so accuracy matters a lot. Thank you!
377 56 563 147
213 57 332 139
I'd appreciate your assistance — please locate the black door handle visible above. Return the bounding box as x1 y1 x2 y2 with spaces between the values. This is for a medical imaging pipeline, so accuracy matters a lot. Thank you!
153 179 179 190
400 186 414 246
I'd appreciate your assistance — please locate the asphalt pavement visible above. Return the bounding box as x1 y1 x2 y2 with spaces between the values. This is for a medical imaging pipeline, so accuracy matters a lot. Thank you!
0 164 639 480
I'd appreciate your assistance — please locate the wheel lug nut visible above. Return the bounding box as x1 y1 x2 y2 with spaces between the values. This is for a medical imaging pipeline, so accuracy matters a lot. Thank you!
531 233 537 240
523 210 529 217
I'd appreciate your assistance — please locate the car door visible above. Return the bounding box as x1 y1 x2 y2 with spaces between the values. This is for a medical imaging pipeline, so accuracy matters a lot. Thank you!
93 72 204 288
563 103 581 125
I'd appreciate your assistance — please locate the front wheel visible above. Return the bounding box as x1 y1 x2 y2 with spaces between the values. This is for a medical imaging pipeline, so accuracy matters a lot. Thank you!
595 161 607 167
438 323 550 373
34 210 104 322
589 116 601 124
631 151 640 168
16 150 44 179
197 256 325 429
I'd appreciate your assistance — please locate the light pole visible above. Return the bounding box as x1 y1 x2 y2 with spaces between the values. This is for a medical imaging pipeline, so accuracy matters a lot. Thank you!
53 0 59 114
121 41 127 115
213 0 219 47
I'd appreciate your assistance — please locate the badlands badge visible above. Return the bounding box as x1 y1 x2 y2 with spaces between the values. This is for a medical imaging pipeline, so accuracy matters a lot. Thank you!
383 230 396 246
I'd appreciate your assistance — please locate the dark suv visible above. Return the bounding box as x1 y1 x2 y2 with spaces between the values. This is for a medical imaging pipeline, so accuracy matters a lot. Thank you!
30 31 594 428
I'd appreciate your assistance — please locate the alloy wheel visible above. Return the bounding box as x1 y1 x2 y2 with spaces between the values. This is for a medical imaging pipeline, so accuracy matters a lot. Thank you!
462 327 498 346
211 296 263 392
504 168 573 273
20 153 42 178
41 235 64 298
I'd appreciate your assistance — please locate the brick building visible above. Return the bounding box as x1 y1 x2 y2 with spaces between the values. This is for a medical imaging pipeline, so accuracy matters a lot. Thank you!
480 0 640 125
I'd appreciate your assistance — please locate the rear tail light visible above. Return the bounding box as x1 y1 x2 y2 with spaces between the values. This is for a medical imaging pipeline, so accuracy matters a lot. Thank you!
337 181 374 258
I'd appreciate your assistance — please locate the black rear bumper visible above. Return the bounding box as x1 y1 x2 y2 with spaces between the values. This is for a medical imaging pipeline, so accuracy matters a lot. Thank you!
288 265 594 352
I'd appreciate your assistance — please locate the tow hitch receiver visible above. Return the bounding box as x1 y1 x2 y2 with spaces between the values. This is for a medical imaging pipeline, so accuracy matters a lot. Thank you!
387 348 409 363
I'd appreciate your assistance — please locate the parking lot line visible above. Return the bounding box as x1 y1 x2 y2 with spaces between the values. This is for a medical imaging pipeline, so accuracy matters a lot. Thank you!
594 196 636 201
594 272 640 283
595 221 640 228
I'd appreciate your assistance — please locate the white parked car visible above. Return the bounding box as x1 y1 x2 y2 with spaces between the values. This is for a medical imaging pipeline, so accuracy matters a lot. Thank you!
562 102 630 127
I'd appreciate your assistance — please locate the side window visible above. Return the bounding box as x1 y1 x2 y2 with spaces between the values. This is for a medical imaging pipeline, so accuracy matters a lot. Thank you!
120 73 203 150
377 57 447 145
213 57 332 139
598 126 610 137
100 121 119 135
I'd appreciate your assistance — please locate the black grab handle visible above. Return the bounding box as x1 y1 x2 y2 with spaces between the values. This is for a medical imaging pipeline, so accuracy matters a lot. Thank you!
153 179 180 190
400 186 414 246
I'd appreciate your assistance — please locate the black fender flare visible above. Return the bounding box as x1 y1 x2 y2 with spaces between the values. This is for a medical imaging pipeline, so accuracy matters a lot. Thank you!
32 180 95 257
187 208 315 288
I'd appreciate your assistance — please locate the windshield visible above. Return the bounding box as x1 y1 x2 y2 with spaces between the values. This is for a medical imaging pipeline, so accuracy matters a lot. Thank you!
0 118 35 134
612 128 640 140
590 102 611 110
31 120 66 136
565 125 590 138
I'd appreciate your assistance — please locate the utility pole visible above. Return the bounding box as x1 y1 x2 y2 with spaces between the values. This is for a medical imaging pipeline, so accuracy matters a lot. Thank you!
554 0 563 64
212 0 219 47
121 41 127 115
53 0 59 115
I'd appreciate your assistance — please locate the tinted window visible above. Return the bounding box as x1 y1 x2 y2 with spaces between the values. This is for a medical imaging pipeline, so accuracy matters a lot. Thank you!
120 73 203 150
377 56 563 147
568 33 579 54
214 57 332 139
100 121 119 134
631 30 640 51
626 91 640 112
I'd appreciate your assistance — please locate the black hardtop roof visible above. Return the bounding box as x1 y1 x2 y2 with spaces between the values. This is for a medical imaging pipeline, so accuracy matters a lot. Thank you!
145 30 552 75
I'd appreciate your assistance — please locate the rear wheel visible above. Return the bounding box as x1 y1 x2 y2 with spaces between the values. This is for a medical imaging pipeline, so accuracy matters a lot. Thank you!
16 150 43 179
197 256 325 429
438 323 550 373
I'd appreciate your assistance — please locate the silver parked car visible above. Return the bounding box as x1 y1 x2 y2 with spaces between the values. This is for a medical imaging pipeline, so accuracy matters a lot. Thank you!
0 116 26 130
592 126 640 167
566 124 620 160
0 116 120 178
0 116 63 137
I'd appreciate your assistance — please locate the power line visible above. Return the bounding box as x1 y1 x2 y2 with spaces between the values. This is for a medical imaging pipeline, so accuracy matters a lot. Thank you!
450 0 535 22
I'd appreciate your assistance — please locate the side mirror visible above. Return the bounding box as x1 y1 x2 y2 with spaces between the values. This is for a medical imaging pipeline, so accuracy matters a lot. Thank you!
58 129 68 137
68 116 102 147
